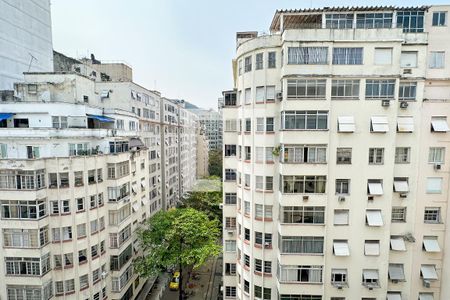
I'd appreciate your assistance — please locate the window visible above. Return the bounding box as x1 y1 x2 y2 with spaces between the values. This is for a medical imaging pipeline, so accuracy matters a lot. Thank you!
288 47 328 64
224 240 236 252
224 145 236 157
326 13 353 28
423 236 441 252
282 175 326 194
287 79 326 99
255 232 272 247
255 87 264 103
80 274 89 289
225 217 236 229
390 236 406 251
331 80 360 99
400 51 418 68
426 177 442 194
366 80 395 99
397 116 414 132
254 285 271 300
397 10 424 32
255 53 263 70
266 117 274 132
374 48 393 65
367 179 383 195
429 147 445 163
334 209 349 225
371 116 389 132
278 265 323 283
333 240 349 256
331 268 348 287
244 255 250 268
362 269 379 287
255 204 273 219
225 169 236 181
244 56 252 72
282 111 328 130
429 51 445 69
268 51 276 68
280 206 325 224
77 223 87 238
368 148 384 164
224 119 237 132
395 147 410 163
420 265 438 281
238 59 242 75
225 286 236 298
281 145 327 163
398 82 417 100
356 13 392 28
388 264 405 281
279 236 324 254
337 116 356 132
225 263 236 275
335 179 350 194
245 118 251 131
433 11 447 26
366 210 383 226
225 193 237 205
392 207 407 222
1 199 47 220
364 240 380 256
76 198 85 211
336 148 352 164
431 116 449 132
26 146 40 159
332 48 363 65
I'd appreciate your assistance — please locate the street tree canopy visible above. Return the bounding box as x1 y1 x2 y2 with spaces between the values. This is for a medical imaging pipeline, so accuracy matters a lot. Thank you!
134 208 221 278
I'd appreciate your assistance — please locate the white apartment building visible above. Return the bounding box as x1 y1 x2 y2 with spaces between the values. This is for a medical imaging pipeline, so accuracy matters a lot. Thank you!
188 108 223 150
222 5 450 300
0 55 199 300
0 0 53 90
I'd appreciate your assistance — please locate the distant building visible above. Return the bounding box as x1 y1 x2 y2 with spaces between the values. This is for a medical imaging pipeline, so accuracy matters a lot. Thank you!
188 108 223 151
0 0 53 90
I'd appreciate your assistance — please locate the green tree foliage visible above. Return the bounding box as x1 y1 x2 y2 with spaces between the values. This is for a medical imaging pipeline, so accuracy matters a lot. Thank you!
134 208 221 298
208 150 222 178
180 190 222 222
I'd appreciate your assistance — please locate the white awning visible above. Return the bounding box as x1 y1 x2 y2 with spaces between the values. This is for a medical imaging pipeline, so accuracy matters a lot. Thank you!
363 269 379 280
423 238 441 252
394 180 409 192
132 202 140 212
419 294 434 300
388 264 405 280
334 210 349 225
132 184 138 194
371 116 389 132
390 238 406 251
141 198 150 206
397 116 414 132
421 265 438 280
431 118 449 132
364 242 380 256
366 210 383 226
338 116 356 132
387 292 402 300
141 180 146 188
100 90 110 98
333 241 350 256
368 182 383 195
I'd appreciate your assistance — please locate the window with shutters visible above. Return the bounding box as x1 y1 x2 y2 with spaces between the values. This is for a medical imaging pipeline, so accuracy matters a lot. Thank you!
332 48 363 65
288 47 328 64
400 51 418 68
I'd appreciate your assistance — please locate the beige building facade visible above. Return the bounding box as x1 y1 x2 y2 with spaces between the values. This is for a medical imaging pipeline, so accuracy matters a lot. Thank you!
222 6 450 300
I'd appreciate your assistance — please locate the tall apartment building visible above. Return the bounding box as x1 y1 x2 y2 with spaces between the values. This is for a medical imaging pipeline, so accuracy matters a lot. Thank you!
0 54 199 300
0 0 53 90
222 6 450 300
188 108 223 150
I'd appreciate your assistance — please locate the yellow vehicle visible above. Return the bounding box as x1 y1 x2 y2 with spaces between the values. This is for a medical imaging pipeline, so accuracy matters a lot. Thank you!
169 271 180 290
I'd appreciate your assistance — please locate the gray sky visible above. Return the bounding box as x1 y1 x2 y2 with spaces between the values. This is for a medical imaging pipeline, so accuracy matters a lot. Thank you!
51 0 447 110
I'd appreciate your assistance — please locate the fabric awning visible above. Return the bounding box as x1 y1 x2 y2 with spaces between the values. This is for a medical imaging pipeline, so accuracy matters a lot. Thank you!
0 113 13 121
87 114 114 123
371 116 389 132
368 182 383 195
421 265 438 280
387 292 402 300
366 210 383 226
338 116 356 132
431 118 449 132
423 238 441 252
363 269 379 280
364 241 380 256
394 180 409 192
333 241 350 256
388 264 405 280
419 294 434 300
397 116 414 132
390 238 406 251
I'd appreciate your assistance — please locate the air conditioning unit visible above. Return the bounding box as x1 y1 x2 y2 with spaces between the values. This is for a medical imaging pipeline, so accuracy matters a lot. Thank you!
337 286 343 290
391 279 399 284
423 280 431 288
303 195 309 201
434 163 442 170
381 100 390 107
403 68 412 74
368 196 374 201
400 101 409 109
219 203 223 209
399 193 408 198
227 230 234 235
264 242 271 248
338 196 346 202
276 92 283 101
403 232 416 243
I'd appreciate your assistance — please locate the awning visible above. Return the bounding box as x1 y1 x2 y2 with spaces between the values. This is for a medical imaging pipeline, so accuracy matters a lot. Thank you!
390 238 406 251
87 114 115 123
431 118 449 132
334 210 349 225
363 269 379 280
101 90 110 98
338 116 356 132
394 180 409 192
421 265 438 280
333 241 350 256
132 183 138 194
141 198 149 206
423 238 441 252
388 264 405 280
0 113 13 121
132 202 140 212
141 180 146 188
387 292 402 300
366 210 383 226
130 138 145 148
364 241 380 256
397 116 414 132
368 182 383 195
419 294 434 300
371 116 389 132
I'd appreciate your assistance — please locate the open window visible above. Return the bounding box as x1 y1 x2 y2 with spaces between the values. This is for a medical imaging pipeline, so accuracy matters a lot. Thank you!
431 117 449 132
423 237 441 252
397 116 414 132
333 240 350 256
368 180 383 195
390 237 406 251
337 116 355 132
366 210 383 226
370 116 389 132
393 178 409 193
388 264 405 281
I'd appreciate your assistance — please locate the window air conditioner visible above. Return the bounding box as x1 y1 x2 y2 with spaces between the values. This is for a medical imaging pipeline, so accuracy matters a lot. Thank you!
219 204 223 209
338 196 346 202
423 280 431 288
303 195 309 201
391 279 399 284
276 92 283 101
400 101 408 108
403 68 412 74
381 100 390 107
227 230 234 235
399 193 408 198
434 163 442 170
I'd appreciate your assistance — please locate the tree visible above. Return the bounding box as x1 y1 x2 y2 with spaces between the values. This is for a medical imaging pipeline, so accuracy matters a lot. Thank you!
135 208 221 300
208 150 222 178
180 190 222 222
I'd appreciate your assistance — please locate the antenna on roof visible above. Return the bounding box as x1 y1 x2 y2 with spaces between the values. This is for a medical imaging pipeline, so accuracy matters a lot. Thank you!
27 53 37 72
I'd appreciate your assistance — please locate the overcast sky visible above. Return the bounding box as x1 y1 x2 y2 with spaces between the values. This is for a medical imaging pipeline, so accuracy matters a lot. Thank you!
51 0 447 110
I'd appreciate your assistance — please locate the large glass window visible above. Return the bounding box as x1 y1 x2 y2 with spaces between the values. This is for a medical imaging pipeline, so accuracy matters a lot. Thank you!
279 236 324 254
325 14 353 28
287 47 328 64
332 48 363 65
398 82 417 100
281 145 327 163
331 80 360 99
1 200 47 220
432 11 447 26
281 175 326 194
287 79 326 99
356 13 393 29
397 10 424 32
365 79 395 99
282 111 328 130
280 206 325 224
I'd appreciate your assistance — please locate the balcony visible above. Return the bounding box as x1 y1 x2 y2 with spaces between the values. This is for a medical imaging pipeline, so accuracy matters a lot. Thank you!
0 128 137 139
283 27 405 42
